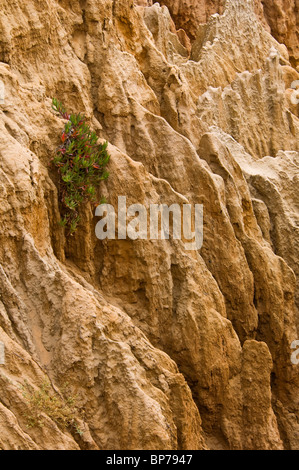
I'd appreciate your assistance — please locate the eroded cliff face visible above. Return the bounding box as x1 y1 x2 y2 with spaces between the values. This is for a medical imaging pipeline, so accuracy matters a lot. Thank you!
159 0 299 67
0 0 298 450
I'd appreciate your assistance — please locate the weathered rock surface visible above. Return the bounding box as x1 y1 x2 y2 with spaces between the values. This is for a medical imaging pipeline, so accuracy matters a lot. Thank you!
159 0 299 66
0 0 298 450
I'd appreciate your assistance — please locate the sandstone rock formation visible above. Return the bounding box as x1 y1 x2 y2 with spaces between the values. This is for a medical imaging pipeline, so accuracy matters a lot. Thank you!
0 0 298 450
159 0 299 66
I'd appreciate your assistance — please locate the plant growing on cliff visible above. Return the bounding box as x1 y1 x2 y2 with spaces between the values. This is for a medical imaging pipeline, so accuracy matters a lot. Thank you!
21 380 83 434
51 98 110 235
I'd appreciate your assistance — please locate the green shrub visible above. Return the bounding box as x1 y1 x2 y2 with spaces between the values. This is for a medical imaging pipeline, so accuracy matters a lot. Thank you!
21 380 83 434
51 98 110 235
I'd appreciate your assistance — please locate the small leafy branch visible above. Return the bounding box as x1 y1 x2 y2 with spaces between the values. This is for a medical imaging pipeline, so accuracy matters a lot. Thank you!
21 380 83 435
51 98 110 235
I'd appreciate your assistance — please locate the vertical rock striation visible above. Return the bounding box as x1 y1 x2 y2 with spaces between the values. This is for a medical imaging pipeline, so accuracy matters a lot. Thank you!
0 0 298 450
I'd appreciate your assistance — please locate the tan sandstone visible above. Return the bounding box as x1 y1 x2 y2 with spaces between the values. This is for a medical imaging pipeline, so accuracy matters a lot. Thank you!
0 0 298 450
